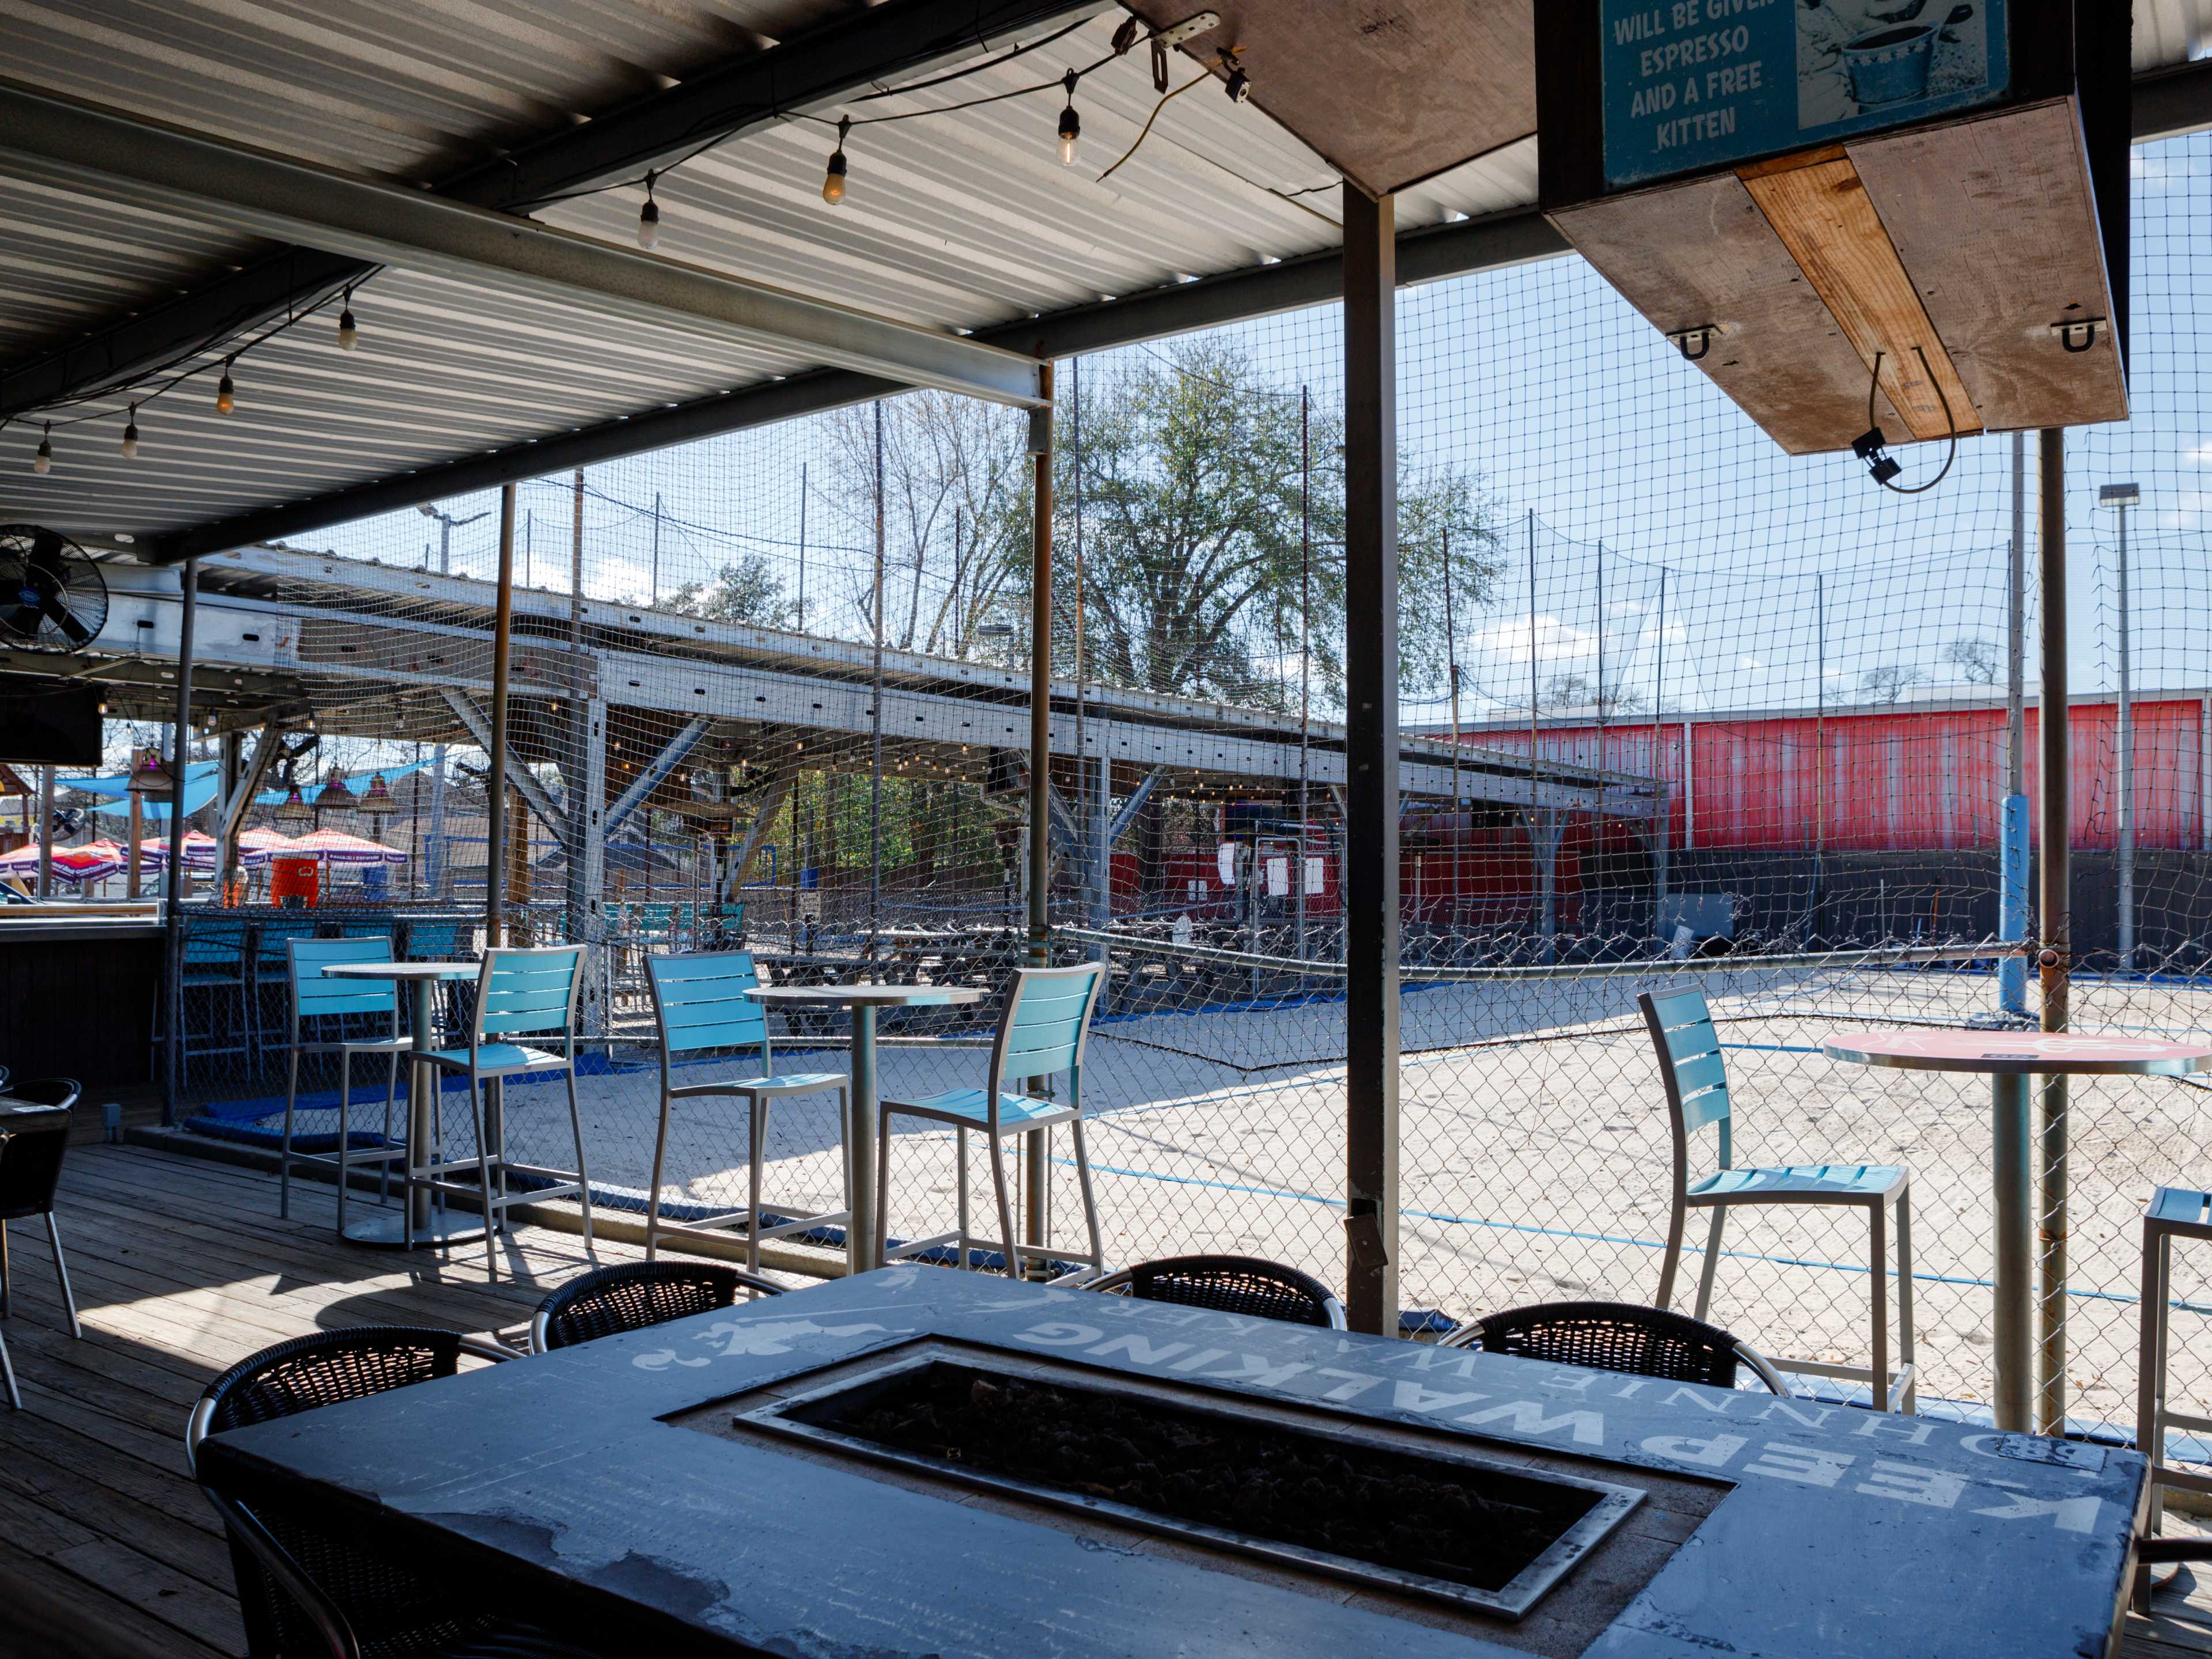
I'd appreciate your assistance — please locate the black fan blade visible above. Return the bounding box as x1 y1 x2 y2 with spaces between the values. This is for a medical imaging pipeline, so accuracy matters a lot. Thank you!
37 594 96 646
24 531 96 645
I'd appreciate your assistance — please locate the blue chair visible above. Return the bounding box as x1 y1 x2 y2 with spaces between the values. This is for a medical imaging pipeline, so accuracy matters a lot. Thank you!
278 937 410 1238
877 963 1107 1281
157 915 256 1088
419 945 594 1277
403 917 476 1035
1639 987 1916 1412
643 952 849 1271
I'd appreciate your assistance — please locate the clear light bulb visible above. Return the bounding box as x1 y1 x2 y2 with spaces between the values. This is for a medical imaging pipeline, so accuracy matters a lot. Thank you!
32 425 51 474
336 306 358 350
1058 108 1080 165
215 365 236 415
121 408 140 459
638 198 661 248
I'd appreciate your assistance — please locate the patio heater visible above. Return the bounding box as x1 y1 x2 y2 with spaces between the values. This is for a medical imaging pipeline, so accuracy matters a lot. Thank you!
124 745 176 902
2099 482 2139 973
313 766 357 900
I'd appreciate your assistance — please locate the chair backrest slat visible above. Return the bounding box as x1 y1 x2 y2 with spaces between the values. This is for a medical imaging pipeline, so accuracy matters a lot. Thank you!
647 952 769 1063
991 964 1105 1086
289 936 398 1021
475 947 582 1039
1638 986 1733 1152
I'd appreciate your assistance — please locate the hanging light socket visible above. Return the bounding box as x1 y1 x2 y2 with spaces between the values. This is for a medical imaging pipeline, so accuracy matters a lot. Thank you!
822 117 850 206
336 292 358 351
1057 70 1081 165
121 406 140 459
638 172 662 248
32 423 51 474
215 359 237 415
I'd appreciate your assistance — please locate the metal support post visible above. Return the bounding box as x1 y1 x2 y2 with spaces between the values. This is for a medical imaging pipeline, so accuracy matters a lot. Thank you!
426 747 450 899
1342 184 1400 1336
2035 427 2072 1438
2001 433 2029 1015
1025 354 1055 1263
2116 493 2135 973
35 764 52 898
486 485 516 948
160 556 199 1124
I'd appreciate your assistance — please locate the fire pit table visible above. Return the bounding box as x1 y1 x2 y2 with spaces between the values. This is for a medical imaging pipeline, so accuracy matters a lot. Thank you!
194 1271 2149 1657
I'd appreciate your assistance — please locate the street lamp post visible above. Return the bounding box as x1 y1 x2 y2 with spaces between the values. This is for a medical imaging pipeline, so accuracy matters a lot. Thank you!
416 502 491 575
2100 482 2139 973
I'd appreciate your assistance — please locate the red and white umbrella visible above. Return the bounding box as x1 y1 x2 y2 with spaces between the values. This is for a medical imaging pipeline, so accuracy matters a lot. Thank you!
173 830 270 869
0 839 140 884
277 829 408 866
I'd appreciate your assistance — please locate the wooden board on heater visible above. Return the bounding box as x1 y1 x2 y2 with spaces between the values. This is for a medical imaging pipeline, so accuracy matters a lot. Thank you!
1737 150 1979 445
1550 172 1918 456
1848 98 2127 433
1115 0 1534 198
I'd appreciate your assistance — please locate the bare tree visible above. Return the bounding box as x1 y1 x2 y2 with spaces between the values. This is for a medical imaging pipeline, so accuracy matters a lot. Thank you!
1942 636 1999 685
1860 665 1927 704
1537 673 1649 717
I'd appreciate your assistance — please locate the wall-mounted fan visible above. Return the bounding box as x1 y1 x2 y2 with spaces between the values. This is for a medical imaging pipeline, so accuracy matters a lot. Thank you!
0 525 108 651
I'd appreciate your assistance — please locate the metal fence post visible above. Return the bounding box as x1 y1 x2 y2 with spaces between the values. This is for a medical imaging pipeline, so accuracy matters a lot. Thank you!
1342 183 1400 1336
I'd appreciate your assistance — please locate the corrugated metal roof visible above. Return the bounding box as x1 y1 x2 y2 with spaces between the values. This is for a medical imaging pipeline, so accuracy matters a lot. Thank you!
0 1 2190 547
2136 0 2212 70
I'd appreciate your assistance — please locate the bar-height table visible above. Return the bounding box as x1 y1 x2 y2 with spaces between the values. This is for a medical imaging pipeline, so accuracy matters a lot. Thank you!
1824 1028 2212 1433
740 982 984 1274
322 959 484 1249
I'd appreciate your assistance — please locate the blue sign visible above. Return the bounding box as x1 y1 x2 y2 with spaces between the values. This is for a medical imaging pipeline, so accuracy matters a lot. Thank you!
1601 0 2010 189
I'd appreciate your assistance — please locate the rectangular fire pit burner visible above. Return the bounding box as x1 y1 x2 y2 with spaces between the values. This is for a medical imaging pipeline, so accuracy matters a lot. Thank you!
737 1347 1643 1620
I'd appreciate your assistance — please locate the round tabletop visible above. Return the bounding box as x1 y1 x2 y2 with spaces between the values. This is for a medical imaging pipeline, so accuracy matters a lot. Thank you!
741 983 985 1007
321 960 480 981
1823 1029 2212 1077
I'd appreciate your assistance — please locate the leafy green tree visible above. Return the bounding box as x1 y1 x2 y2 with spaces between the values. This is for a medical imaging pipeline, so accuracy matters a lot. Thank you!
1041 340 1502 707
663 551 796 628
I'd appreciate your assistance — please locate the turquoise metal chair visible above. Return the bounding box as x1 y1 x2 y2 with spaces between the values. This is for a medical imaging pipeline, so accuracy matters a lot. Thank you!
158 915 256 1087
418 945 594 1277
278 937 409 1237
877 963 1107 1281
643 952 849 1271
1639 987 1916 1412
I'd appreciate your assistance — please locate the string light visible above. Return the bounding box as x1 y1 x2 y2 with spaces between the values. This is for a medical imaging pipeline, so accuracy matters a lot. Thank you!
121 406 139 459
214 358 236 415
638 172 661 248
1056 70 1080 165
336 290 358 351
822 117 850 206
32 423 51 474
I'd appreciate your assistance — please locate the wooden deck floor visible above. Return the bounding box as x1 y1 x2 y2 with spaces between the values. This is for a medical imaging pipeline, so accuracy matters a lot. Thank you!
3 1139 2211 1658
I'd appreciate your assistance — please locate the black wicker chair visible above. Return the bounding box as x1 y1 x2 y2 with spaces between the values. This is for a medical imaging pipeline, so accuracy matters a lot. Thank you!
0 1078 82 1409
185 1325 603 1659
1440 1299 1789 1393
1085 1254 1347 1330
529 1260 784 1354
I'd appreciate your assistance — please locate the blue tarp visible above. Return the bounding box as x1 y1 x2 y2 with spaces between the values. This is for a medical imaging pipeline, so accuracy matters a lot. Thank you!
62 757 436 821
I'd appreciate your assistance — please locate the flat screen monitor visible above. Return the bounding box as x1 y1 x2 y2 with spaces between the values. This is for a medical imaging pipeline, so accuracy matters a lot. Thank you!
0 677 103 765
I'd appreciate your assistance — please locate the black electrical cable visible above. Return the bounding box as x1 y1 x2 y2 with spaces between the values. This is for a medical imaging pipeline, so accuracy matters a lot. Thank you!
1865 347 1959 496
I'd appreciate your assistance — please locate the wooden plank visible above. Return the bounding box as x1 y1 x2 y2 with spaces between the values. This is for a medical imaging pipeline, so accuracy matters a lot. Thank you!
1736 153 1981 444
0 1530 233 1659
1117 0 1534 198
1848 97 2128 433
1550 171 1909 456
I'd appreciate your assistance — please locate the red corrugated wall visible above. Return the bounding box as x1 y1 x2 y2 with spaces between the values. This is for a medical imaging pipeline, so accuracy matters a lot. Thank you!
1459 697 2210 853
